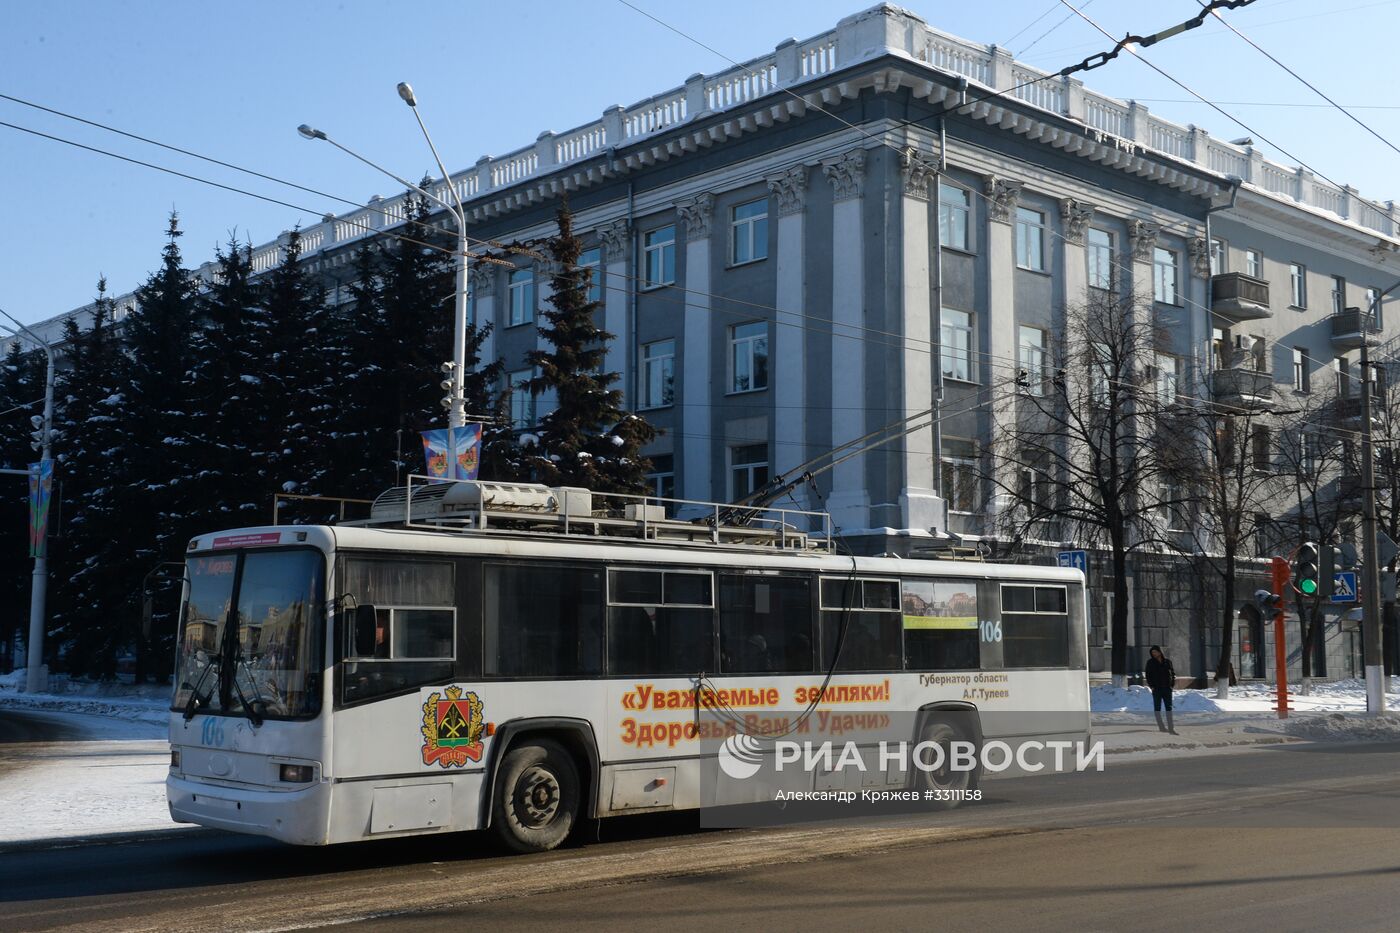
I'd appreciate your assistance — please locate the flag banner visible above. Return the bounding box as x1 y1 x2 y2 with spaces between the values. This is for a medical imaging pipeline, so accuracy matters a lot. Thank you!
421 424 482 482
28 459 54 558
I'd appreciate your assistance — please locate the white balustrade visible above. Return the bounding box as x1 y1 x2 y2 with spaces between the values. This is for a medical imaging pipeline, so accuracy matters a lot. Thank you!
1206 140 1247 177
1013 67 1063 113
1083 96 1128 137
1312 183 1343 215
1260 164 1294 196
799 38 836 77
1147 120 1189 158
919 34 991 86
706 61 777 111
490 149 539 187
624 92 687 139
555 124 608 164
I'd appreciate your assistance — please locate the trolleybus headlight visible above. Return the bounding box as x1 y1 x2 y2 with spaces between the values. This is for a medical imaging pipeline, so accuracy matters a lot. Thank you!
280 764 314 783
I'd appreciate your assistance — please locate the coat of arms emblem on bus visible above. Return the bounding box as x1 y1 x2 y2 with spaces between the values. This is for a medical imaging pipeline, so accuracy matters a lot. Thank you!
421 686 485 768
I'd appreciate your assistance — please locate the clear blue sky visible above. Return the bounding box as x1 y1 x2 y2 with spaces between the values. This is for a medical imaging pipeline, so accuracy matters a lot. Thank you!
5 0 1400 326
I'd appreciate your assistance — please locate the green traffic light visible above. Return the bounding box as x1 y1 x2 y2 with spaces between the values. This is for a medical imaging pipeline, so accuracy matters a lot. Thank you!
1300 578 1318 595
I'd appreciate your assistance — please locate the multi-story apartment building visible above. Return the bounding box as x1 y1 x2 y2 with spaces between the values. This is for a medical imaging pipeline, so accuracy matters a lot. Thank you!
30 4 1400 680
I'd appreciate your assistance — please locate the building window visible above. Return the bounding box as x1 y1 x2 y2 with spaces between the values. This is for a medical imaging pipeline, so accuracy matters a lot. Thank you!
941 308 973 383
1290 263 1307 308
1245 249 1263 278
1155 353 1179 406
730 444 769 501
1336 356 1351 396
579 247 601 304
1015 207 1046 271
508 269 534 326
1210 238 1226 276
507 368 535 429
639 339 675 409
1332 275 1347 315
730 321 769 393
730 199 768 265
1292 348 1308 392
1087 228 1114 291
1367 286 1382 329
1153 248 1178 304
646 454 675 501
940 183 971 251
1018 326 1047 396
1300 432 1317 475
1090 342 1112 407
643 225 676 288
1251 426 1272 473
941 439 981 513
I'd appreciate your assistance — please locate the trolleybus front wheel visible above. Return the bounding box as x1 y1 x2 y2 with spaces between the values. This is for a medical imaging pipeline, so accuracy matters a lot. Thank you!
491 739 581 853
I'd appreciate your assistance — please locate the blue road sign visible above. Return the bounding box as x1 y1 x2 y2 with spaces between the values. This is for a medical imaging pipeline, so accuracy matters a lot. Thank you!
1057 550 1088 575
1331 571 1358 603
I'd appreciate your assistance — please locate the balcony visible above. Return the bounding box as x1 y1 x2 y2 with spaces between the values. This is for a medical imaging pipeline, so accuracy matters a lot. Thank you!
1211 366 1275 410
1333 392 1384 426
1211 273 1271 322
1329 307 1378 349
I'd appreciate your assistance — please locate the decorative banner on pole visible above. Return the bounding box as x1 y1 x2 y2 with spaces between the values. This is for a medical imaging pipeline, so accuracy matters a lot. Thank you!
28 459 54 557
420 425 482 482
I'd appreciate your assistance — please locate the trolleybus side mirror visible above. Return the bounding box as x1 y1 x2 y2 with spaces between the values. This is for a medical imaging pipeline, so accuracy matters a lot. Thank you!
353 605 379 657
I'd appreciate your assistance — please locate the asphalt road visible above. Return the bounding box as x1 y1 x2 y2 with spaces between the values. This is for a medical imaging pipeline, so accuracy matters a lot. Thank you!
6 740 1400 932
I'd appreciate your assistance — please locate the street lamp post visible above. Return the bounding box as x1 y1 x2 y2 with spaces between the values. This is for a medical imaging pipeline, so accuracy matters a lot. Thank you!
0 308 54 694
298 82 471 429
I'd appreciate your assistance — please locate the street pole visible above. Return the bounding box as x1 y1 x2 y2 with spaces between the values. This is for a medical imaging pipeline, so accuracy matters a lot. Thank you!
0 309 54 694
1361 331 1385 713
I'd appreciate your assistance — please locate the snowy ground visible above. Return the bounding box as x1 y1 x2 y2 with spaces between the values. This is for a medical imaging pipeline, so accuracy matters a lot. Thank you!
3 674 1400 848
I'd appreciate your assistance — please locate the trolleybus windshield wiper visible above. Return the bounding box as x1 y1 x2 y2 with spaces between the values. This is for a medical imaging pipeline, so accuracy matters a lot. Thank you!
181 653 221 721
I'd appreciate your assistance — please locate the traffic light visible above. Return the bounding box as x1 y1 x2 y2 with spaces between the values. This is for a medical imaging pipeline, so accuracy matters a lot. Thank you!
1294 542 1319 597
439 361 457 412
1317 543 1336 599
1254 588 1283 618
29 414 44 452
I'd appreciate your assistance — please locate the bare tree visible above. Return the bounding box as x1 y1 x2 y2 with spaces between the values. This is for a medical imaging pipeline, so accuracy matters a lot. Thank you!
1165 358 1283 698
1275 388 1357 693
989 290 1188 686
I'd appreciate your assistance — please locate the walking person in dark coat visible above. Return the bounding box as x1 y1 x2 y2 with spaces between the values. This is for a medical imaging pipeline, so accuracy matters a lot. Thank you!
1145 645 1177 734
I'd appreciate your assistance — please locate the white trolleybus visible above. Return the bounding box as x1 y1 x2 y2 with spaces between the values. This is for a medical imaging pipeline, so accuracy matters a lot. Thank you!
168 479 1089 852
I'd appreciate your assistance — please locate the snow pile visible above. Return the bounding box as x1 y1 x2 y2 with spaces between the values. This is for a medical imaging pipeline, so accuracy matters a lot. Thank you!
1092 684 1223 713
1 673 170 729
1284 712 1400 742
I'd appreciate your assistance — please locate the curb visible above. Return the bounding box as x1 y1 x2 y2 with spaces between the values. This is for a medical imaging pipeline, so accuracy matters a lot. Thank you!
0 825 219 856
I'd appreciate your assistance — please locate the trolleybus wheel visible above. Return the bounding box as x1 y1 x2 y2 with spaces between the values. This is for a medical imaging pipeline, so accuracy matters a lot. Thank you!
915 718 976 810
491 739 581 853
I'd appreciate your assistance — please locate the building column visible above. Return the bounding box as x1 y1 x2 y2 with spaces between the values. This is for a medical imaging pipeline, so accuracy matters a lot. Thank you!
768 166 809 509
1127 220 1160 313
468 262 496 375
899 150 943 534
983 175 1022 527
598 220 632 402
677 194 715 501
822 149 869 531
1186 232 1212 388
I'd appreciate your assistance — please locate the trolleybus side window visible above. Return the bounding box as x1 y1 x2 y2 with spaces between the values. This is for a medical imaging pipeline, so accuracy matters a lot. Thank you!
901 578 980 670
1000 584 1070 668
819 578 902 671
719 573 814 674
607 569 715 676
484 563 604 677
342 558 456 703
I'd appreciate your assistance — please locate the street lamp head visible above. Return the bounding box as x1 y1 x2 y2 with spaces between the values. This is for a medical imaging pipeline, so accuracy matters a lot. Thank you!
297 124 327 141
397 82 417 107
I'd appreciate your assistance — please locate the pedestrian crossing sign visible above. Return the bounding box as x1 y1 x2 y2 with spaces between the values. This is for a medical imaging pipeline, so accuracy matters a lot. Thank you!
1330 572 1357 603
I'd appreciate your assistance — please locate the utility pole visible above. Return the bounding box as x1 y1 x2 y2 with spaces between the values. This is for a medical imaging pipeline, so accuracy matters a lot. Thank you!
1359 284 1400 713
0 308 54 695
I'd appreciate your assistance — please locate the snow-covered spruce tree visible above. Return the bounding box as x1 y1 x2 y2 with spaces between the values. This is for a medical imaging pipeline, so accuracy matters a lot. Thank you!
51 281 136 679
184 236 266 530
325 193 501 502
260 229 336 514
524 204 655 493
117 213 202 681
0 339 46 672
